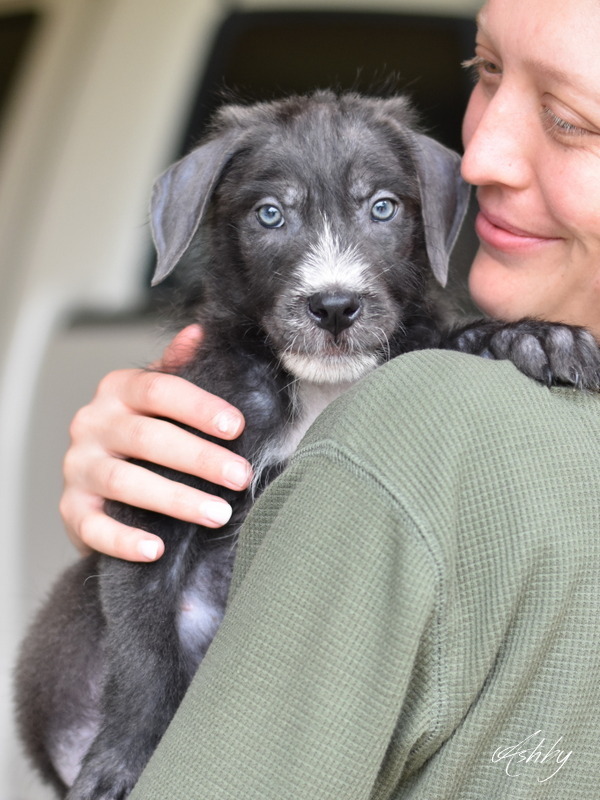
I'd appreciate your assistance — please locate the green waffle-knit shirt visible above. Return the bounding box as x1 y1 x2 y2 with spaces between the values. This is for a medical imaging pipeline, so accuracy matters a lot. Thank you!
130 350 600 799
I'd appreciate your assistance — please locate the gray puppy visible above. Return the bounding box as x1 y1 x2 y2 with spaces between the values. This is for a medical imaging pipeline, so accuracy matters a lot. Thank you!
15 91 600 800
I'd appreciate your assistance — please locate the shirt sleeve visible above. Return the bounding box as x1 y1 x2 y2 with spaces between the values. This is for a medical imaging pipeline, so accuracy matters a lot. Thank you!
128 441 438 800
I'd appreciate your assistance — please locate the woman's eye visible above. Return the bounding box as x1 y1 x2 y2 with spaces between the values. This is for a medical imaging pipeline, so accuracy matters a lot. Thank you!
371 198 398 222
541 106 591 139
256 204 284 228
462 55 502 83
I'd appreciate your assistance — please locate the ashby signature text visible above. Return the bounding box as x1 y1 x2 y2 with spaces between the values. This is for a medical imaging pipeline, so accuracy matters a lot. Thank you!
491 730 572 783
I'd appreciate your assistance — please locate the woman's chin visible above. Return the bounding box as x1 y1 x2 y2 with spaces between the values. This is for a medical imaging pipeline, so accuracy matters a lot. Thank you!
467 250 531 322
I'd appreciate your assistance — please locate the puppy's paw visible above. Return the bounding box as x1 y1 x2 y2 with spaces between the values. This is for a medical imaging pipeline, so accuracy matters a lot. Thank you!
448 319 600 390
67 777 136 800
67 755 140 800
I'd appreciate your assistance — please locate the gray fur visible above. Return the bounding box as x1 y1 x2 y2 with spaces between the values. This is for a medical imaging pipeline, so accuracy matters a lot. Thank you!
15 90 600 800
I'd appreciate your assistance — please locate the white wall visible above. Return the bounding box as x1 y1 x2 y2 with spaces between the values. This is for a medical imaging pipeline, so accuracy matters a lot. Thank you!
0 0 480 796
1 2 225 795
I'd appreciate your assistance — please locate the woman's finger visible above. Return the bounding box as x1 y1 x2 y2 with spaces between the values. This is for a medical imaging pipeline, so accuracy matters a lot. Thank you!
88 458 235 528
150 324 204 372
62 498 166 562
93 369 246 443
101 415 253 491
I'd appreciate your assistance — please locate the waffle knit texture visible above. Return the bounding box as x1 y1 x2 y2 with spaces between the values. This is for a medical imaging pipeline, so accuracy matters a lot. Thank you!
130 350 600 799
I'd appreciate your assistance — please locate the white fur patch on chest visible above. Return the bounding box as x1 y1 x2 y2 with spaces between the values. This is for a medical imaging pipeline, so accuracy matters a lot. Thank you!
252 379 355 488
290 379 354 450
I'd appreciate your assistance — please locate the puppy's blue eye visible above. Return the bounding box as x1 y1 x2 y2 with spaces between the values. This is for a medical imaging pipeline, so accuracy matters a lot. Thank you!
371 198 398 222
257 204 284 228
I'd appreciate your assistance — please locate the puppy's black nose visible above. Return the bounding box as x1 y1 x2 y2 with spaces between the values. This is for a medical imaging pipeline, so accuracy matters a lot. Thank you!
307 291 362 336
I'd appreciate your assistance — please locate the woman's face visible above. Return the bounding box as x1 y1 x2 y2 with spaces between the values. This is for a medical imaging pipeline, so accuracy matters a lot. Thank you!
462 0 600 337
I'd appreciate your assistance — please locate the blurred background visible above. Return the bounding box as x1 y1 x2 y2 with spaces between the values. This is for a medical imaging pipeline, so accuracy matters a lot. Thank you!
0 0 479 796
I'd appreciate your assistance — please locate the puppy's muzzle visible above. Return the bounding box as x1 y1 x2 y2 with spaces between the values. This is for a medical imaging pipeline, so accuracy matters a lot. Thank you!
307 290 363 338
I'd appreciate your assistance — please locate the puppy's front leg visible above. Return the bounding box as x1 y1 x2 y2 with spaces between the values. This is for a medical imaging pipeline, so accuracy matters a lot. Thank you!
67 521 200 800
445 318 600 389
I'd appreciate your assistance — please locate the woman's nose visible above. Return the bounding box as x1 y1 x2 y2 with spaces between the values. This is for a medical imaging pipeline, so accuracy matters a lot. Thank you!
461 85 533 190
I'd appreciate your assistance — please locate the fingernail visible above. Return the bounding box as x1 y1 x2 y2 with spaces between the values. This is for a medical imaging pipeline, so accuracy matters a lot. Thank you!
138 540 160 561
214 411 243 437
204 501 233 526
223 460 252 489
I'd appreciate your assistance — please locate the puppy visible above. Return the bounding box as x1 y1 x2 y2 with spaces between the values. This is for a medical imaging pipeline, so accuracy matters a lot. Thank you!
15 91 600 800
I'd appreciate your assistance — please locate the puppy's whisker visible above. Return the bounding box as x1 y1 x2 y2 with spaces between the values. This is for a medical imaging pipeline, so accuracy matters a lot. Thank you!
373 327 392 362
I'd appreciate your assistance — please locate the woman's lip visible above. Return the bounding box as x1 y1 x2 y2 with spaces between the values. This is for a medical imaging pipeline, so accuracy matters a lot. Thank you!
475 208 562 253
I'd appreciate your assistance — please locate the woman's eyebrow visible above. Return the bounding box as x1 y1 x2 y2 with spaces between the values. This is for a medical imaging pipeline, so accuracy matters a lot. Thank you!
525 59 575 87
474 11 586 93
474 9 488 36
522 56 598 98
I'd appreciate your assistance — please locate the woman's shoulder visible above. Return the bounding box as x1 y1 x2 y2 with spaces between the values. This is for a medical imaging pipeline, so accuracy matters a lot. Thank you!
364 348 538 402
301 348 599 468
307 349 537 433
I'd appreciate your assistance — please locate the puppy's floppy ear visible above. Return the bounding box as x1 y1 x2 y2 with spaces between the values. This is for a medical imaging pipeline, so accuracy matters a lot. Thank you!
411 133 471 287
150 132 243 285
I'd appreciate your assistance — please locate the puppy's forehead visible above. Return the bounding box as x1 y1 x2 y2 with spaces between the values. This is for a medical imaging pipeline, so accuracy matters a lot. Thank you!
239 110 417 196
270 108 400 156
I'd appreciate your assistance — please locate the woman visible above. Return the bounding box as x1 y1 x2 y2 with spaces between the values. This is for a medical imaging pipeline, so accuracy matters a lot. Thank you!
60 0 600 795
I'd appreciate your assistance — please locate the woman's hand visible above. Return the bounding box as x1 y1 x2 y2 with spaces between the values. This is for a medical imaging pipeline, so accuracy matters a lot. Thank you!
60 325 252 562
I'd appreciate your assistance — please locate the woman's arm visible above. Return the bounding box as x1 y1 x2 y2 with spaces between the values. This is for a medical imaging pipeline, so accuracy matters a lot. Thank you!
59 325 253 561
128 440 437 799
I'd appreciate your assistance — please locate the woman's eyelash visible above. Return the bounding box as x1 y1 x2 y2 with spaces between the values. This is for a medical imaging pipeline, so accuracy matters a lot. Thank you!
541 106 589 137
461 55 501 83
461 55 484 72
